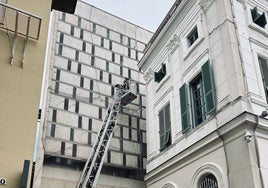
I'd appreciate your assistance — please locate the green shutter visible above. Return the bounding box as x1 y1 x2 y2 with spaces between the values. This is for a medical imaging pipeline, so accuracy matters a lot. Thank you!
202 60 216 115
163 104 171 145
180 84 191 133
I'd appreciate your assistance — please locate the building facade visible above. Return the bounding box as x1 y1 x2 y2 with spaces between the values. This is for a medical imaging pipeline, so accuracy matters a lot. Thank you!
0 0 52 187
139 0 268 187
34 1 152 187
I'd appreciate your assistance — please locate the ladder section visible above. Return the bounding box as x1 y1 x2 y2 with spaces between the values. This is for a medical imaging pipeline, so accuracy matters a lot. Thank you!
76 98 121 188
76 79 137 188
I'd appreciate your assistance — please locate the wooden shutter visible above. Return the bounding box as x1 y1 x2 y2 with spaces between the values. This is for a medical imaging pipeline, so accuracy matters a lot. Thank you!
202 60 216 115
180 83 191 133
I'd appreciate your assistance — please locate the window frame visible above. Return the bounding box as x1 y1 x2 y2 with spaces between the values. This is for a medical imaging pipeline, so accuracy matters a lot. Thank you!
247 5 268 35
180 60 216 133
258 56 268 103
182 19 204 59
158 103 172 151
190 74 206 126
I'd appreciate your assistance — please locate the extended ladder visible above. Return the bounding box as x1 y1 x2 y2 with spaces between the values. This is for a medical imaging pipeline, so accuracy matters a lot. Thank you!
76 79 137 188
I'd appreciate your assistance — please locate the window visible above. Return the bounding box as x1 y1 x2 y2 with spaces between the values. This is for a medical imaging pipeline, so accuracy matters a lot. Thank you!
91 45 95 55
105 96 109 107
199 174 218 188
136 50 139 60
120 56 123 76
109 41 112 50
52 109 57 122
187 26 198 46
108 73 112 84
154 64 166 83
120 67 123 76
67 60 72 71
55 82 59 94
88 119 92 145
99 108 102 119
92 23 96 33
62 12 66 21
58 45 63 55
70 128 74 141
80 29 84 39
112 53 115 62
59 33 64 43
70 26 74 36
51 124 56 137
258 57 268 102
128 69 131 79
180 60 216 133
90 80 94 91
75 101 79 113
64 98 69 110
191 75 205 125
89 92 93 103
159 103 171 151
111 86 114 96
251 7 267 28
75 50 79 61
56 69 60 80
99 70 103 81
106 61 109 71
101 37 104 47
128 48 131 58
91 56 95 66
107 29 110 39
78 116 82 128
82 41 86 52
72 144 77 157
61 142 65 155
78 17 81 27
73 87 77 98
80 77 84 88
120 34 123 44
128 37 131 47
77 63 81 74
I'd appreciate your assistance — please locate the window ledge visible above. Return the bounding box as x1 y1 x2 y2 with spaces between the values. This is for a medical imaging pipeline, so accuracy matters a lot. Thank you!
183 37 204 60
248 22 268 37
155 75 171 92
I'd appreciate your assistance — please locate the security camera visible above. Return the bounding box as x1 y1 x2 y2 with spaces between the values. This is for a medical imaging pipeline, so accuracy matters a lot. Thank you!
260 110 268 118
244 131 253 143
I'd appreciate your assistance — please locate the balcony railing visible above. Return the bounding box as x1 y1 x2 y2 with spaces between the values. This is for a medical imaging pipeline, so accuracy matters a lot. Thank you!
0 2 41 40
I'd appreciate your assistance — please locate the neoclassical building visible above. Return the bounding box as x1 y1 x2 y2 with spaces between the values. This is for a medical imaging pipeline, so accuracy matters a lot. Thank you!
139 0 268 187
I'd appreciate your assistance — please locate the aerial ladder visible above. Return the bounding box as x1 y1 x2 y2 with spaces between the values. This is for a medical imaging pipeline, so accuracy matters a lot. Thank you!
76 79 138 188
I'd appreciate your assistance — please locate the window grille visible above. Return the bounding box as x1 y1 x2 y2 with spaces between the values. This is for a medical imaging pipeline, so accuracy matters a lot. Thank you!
199 174 218 188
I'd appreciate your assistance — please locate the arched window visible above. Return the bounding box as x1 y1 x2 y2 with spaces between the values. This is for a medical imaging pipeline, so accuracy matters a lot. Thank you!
191 163 227 188
199 174 218 188
162 182 177 188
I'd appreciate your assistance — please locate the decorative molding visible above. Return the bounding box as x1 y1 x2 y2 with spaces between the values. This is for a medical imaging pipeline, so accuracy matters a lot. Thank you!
199 0 214 10
162 182 177 188
166 34 179 53
144 68 154 84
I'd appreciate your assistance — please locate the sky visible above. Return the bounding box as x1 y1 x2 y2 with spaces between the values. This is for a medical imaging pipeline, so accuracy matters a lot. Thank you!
82 0 176 32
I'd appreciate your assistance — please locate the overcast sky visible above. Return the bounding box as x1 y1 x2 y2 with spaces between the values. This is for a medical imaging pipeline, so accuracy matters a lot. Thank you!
82 0 176 32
